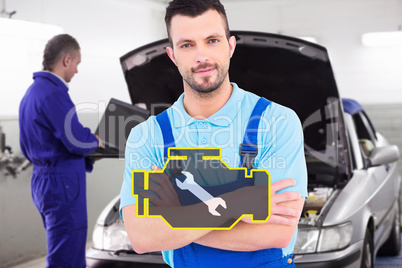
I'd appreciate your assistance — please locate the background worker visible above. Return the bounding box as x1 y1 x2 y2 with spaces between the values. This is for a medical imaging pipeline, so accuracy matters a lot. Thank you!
120 0 307 267
19 34 101 268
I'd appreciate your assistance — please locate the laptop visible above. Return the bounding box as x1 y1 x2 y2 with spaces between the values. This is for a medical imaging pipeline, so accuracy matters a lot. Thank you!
89 98 150 159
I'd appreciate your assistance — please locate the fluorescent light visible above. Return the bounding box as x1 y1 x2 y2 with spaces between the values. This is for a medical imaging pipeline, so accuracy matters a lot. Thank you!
362 31 402 47
298 36 318 44
0 19 63 116
0 18 63 40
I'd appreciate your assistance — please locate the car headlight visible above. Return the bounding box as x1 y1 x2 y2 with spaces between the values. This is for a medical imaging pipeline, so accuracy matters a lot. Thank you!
92 218 133 251
92 224 104 250
293 222 353 254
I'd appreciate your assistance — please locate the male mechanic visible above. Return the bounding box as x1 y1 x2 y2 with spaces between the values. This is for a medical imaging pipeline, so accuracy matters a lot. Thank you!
120 0 307 267
19 34 100 267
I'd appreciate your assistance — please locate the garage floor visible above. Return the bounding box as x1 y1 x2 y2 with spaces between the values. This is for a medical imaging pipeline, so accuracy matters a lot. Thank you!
376 243 402 268
8 242 92 268
8 239 402 268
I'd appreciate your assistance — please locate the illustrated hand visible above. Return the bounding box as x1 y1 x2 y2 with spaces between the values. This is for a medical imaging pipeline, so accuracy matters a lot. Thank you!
240 178 301 226
138 165 181 207
223 185 269 223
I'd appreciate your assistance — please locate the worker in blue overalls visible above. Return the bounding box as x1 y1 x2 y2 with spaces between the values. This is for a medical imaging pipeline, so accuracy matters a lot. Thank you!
19 34 100 268
120 0 307 267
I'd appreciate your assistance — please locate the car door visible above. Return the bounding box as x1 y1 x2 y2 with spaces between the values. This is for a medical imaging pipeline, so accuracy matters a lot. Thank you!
352 111 396 244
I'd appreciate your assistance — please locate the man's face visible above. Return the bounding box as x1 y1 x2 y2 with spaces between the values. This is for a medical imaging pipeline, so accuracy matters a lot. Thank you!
166 9 236 95
64 50 81 83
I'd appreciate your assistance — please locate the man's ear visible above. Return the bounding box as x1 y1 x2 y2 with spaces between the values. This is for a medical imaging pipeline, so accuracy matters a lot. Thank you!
166 46 177 66
62 54 71 67
229 36 237 58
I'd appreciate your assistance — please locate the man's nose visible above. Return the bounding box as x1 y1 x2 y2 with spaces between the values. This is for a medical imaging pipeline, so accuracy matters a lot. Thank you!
195 45 209 63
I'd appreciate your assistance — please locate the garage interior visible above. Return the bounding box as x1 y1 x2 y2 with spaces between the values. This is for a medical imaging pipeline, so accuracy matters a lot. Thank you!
1 0 402 267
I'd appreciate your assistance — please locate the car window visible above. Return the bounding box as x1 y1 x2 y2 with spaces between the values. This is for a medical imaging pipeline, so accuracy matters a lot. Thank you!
344 113 364 170
361 110 378 140
352 112 377 158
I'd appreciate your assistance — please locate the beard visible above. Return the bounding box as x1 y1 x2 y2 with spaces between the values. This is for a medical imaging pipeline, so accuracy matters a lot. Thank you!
181 62 229 96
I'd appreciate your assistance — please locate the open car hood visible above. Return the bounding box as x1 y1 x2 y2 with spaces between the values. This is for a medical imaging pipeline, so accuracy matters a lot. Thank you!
120 31 350 187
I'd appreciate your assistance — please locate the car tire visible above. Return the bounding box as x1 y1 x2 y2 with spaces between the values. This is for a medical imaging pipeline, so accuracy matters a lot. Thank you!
361 229 373 268
378 203 401 256
399 185 402 229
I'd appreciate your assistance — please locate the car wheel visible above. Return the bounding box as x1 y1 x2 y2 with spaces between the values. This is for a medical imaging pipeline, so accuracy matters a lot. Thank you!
399 185 402 229
361 229 373 268
378 204 401 256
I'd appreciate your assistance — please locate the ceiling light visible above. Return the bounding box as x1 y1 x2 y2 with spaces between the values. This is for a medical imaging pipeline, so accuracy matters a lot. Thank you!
362 31 402 47
298 36 318 44
0 18 63 40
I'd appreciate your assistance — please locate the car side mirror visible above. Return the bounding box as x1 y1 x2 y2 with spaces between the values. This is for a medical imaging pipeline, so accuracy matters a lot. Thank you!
369 145 400 167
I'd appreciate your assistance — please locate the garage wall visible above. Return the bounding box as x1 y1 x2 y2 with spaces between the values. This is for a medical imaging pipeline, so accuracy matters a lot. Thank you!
222 0 402 171
363 103 402 176
0 114 126 267
2 0 402 115
223 0 402 104
0 0 167 116
1 0 402 267
0 0 166 267
0 119 46 267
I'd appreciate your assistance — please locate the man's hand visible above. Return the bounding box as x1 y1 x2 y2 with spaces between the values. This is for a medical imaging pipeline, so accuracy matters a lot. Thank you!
138 165 181 207
92 135 104 161
241 178 301 226
95 134 104 148
193 178 304 251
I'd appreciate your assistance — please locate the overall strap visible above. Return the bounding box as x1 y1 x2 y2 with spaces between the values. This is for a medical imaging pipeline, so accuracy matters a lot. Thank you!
240 97 271 174
156 110 176 161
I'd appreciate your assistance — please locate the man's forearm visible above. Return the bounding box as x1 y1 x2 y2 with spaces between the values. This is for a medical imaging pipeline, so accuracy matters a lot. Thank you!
125 183 270 253
125 179 304 253
194 197 305 251
194 220 297 251
123 202 234 253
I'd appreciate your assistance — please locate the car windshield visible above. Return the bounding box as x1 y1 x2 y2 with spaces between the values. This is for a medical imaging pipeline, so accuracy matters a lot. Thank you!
304 99 350 187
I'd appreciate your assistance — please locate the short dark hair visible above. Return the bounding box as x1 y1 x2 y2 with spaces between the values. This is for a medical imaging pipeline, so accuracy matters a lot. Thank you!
165 0 230 46
42 34 80 71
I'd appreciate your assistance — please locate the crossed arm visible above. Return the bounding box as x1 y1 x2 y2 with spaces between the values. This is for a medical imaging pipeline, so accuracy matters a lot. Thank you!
123 168 304 254
195 184 305 251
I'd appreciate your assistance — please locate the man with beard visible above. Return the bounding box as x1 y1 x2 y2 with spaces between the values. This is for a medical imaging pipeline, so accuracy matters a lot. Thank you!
120 0 307 267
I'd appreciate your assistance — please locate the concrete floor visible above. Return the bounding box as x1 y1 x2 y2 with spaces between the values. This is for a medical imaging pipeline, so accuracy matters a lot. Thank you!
8 244 402 268
376 246 402 268
8 257 46 268
8 242 92 268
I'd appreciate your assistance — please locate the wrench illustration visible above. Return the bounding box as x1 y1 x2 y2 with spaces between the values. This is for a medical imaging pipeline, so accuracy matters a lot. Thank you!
176 171 227 216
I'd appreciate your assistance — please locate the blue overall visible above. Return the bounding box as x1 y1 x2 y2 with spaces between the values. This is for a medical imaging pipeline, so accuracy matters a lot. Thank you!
156 97 296 268
19 72 98 267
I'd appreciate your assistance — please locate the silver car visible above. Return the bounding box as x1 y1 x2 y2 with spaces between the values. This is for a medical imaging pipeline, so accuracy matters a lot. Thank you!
86 31 401 268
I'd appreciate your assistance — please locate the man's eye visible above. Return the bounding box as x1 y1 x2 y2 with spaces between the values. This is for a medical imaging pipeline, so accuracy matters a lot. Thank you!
181 44 192 48
209 39 219 43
